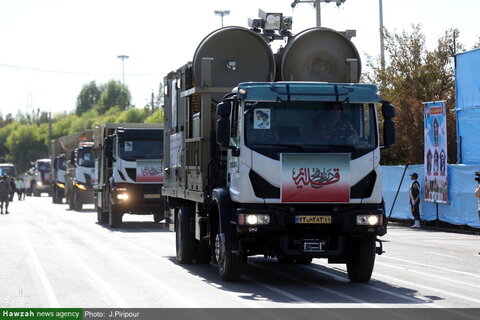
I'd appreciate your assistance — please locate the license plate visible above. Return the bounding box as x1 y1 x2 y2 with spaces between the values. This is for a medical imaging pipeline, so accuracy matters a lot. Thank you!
144 194 161 199
295 215 331 224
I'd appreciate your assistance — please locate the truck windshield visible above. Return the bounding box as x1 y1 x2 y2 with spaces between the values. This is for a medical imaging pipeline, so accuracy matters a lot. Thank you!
119 140 163 160
0 166 15 176
245 101 376 157
58 158 67 171
77 149 94 168
37 162 51 171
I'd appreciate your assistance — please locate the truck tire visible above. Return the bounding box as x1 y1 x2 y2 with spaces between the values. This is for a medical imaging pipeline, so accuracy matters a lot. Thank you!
175 207 195 264
346 236 376 283
153 212 163 223
215 233 241 281
74 190 83 211
194 240 211 264
68 192 74 210
108 201 122 228
97 207 108 224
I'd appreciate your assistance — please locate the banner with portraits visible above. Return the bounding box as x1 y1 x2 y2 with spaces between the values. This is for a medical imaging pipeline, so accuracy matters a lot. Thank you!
423 101 448 203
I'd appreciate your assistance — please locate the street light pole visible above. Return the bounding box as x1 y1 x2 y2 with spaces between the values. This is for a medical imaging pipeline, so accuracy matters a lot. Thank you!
379 0 385 69
117 55 129 86
214 10 230 28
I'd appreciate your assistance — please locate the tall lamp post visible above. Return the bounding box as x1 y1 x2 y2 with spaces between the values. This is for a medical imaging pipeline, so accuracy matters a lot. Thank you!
117 55 129 86
379 0 385 69
214 10 230 28
291 0 346 27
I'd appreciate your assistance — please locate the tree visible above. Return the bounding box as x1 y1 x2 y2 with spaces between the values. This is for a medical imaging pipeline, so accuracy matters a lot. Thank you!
76 81 101 116
5 124 48 173
366 25 459 165
97 80 131 114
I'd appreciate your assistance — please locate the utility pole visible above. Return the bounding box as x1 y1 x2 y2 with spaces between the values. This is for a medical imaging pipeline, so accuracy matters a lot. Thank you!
214 10 230 28
379 0 385 70
117 55 129 86
291 0 346 27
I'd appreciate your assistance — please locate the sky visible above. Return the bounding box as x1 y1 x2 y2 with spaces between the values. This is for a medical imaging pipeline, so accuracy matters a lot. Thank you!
0 0 479 117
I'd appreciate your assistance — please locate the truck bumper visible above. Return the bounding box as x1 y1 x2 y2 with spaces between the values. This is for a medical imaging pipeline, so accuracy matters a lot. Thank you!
111 183 164 214
235 207 386 258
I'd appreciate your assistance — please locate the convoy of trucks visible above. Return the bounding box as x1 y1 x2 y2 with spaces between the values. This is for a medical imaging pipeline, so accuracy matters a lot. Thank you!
92 123 164 228
161 12 395 282
12 9 396 284
51 130 94 205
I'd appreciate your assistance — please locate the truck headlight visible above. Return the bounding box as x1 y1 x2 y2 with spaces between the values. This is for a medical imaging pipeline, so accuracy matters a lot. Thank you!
116 193 129 200
56 182 65 189
356 214 382 226
36 181 43 187
238 213 270 225
75 183 87 190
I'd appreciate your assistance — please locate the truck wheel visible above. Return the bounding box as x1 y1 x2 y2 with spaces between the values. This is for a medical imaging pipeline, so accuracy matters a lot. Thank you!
175 207 195 264
153 212 163 223
97 207 108 224
68 192 74 210
108 202 122 228
215 233 241 281
194 240 211 264
346 236 376 283
74 190 83 211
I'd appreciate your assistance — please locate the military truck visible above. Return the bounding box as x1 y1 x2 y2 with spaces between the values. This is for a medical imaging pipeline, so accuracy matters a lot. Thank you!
51 130 93 204
93 123 165 228
162 11 396 282
26 159 52 196
0 163 16 177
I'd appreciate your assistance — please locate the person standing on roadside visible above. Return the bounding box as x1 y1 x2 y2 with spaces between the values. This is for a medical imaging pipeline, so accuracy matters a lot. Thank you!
0 174 12 214
409 172 421 228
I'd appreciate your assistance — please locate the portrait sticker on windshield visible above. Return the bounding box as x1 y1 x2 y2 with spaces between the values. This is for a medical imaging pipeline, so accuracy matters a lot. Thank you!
125 141 133 152
254 108 271 129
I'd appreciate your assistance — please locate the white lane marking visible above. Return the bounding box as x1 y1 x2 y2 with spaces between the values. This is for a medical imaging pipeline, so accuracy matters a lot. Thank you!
424 251 459 259
18 223 60 308
303 265 435 305
37 221 129 307
376 261 480 291
52 218 259 308
242 275 310 304
250 262 376 306
371 270 480 305
382 255 480 279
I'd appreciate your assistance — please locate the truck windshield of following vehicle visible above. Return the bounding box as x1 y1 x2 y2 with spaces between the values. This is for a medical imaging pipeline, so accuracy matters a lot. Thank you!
244 101 376 158
77 148 94 167
118 135 163 161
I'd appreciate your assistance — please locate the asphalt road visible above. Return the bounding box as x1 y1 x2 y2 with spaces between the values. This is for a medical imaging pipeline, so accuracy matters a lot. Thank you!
1 196 479 308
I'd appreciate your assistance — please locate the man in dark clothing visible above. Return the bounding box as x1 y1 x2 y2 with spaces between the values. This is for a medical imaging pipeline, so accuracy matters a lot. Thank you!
0 174 12 214
409 172 421 228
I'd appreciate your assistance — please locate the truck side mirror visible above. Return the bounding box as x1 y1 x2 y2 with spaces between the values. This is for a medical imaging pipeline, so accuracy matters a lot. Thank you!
103 136 113 159
381 101 396 148
216 101 232 147
69 151 76 166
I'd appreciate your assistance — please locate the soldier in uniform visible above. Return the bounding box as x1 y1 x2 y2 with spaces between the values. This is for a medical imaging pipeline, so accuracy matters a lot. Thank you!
315 102 360 145
409 172 421 228
0 174 12 214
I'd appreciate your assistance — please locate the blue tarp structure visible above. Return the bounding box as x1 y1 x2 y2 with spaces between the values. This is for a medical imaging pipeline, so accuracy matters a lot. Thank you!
382 164 480 229
455 49 480 164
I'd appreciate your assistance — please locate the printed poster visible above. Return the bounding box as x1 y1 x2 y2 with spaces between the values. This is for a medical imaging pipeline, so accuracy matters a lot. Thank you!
281 153 350 203
136 160 163 183
423 101 448 203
